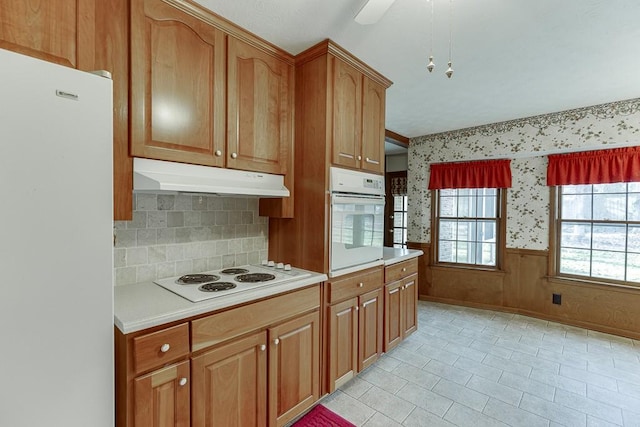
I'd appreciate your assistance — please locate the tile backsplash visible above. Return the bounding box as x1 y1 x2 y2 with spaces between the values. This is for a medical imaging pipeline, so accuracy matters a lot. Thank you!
113 193 268 286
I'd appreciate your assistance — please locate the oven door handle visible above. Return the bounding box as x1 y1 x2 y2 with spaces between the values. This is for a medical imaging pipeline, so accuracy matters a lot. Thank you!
331 193 385 206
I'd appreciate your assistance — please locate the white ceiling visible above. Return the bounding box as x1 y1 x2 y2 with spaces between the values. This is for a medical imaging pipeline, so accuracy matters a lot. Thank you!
195 0 640 138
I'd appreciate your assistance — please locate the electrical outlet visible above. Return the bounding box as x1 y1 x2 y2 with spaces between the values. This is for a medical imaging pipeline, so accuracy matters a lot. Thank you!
552 293 562 305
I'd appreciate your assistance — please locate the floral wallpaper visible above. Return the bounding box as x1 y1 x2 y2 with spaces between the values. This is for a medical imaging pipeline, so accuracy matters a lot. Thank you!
408 97 640 250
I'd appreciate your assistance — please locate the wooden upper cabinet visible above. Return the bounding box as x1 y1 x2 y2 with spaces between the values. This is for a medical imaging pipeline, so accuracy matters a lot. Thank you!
227 37 292 175
361 78 386 174
0 0 95 69
332 59 363 170
130 0 226 166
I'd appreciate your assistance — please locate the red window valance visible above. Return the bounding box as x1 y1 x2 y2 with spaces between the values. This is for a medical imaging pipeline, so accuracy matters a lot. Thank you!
547 146 640 186
428 159 512 190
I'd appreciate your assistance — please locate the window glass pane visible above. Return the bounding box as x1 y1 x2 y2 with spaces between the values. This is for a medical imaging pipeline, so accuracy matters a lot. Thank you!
592 224 626 251
439 220 456 240
629 182 640 193
403 196 408 211
458 189 472 197
393 229 403 244
628 225 640 252
478 242 496 265
559 248 591 276
440 189 457 196
403 229 407 246
456 241 476 264
457 221 476 241
628 194 640 221
561 194 592 220
393 196 403 211
477 220 496 242
477 195 497 218
591 250 626 281
593 183 627 193
439 196 457 217
438 240 456 262
627 253 640 282
593 194 626 221
560 222 591 249
478 188 497 197
393 215 404 227
563 184 592 195
458 195 474 217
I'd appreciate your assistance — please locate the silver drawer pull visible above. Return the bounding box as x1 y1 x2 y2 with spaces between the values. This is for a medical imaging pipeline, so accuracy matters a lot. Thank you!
160 343 170 353
274 338 280 346
365 157 379 165
358 282 364 288
179 378 187 386
260 344 266 351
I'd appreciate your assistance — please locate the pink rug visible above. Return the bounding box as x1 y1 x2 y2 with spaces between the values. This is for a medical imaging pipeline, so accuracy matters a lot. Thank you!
292 404 356 427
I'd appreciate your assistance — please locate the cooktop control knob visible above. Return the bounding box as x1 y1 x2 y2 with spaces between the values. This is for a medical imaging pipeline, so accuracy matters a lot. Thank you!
267 260 275 267
276 262 284 269
284 264 292 271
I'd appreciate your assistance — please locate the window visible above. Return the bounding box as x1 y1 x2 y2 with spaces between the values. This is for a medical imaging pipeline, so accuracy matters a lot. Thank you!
392 195 408 248
434 188 503 267
556 182 640 283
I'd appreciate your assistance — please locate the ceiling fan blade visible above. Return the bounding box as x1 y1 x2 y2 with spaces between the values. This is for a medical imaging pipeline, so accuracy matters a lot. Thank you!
354 0 397 25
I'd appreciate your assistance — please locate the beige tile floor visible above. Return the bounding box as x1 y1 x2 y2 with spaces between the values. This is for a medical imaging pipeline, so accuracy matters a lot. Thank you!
322 301 640 427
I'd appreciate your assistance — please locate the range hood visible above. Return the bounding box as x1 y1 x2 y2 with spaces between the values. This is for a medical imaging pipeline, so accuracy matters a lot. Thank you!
133 158 289 198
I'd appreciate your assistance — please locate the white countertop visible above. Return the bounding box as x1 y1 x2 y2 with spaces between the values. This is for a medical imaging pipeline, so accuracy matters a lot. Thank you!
114 271 327 334
383 247 424 265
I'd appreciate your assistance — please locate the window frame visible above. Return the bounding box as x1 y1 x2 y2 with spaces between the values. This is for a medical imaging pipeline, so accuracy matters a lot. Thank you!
550 184 640 287
431 188 507 270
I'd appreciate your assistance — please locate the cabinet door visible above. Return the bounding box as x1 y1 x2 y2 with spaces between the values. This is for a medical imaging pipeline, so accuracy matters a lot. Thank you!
327 297 358 392
130 0 226 166
227 37 292 174
134 360 190 427
331 59 362 169
361 77 385 174
402 274 418 337
191 331 267 427
269 311 320 427
0 0 94 69
359 288 384 371
384 280 403 352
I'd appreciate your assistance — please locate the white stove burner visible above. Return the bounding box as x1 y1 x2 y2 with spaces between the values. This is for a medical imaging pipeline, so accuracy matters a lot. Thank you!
154 264 311 302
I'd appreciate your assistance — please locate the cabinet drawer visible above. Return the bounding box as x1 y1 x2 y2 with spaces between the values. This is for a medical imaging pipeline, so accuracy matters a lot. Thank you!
328 268 383 304
133 323 190 374
384 258 418 283
191 284 320 352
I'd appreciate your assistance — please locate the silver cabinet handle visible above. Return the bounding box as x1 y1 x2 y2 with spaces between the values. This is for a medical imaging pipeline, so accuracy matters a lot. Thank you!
179 378 188 386
160 344 170 353
357 155 362 161
231 152 238 159
214 150 222 156
365 157 379 165
274 338 280 345
260 344 266 351
402 267 407 272
355 306 359 311
389 288 400 295
358 282 364 288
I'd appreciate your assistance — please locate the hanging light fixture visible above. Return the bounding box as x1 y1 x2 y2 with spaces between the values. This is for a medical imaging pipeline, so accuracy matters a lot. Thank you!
426 0 455 78
427 0 435 72
445 0 454 78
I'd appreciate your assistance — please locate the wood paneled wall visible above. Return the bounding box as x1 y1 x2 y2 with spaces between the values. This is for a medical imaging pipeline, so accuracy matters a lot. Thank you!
412 245 640 340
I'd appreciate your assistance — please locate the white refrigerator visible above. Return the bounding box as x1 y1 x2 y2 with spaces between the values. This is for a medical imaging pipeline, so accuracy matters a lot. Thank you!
0 49 114 426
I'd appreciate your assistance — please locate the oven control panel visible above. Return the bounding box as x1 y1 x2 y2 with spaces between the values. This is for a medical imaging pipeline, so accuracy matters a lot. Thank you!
330 166 385 196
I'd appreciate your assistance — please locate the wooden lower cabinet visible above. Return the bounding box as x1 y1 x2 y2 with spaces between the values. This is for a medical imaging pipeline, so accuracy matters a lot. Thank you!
133 360 190 427
326 279 384 392
117 284 322 427
191 332 267 427
384 273 418 352
269 311 320 427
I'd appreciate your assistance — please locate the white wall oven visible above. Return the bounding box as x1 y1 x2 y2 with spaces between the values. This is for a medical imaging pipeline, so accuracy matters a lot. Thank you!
330 167 385 277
